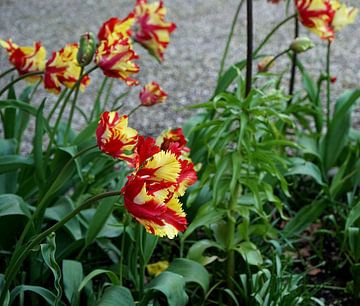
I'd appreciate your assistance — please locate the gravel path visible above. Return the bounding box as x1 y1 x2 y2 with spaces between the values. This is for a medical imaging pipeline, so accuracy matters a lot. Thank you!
0 0 359 140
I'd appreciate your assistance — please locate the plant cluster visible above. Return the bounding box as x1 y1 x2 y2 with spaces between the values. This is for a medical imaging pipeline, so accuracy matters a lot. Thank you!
0 0 359 305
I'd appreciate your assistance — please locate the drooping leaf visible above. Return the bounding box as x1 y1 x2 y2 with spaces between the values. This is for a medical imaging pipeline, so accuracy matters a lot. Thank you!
98 286 135 306
186 239 223 265
10 285 64 306
78 269 120 292
235 241 263 266
0 194 31 218
40 233 63 305
167 258 210 293
286 157 325 186
142 271 188 306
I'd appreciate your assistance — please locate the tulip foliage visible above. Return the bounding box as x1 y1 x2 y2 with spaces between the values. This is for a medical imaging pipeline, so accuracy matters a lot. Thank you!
0 0 359 305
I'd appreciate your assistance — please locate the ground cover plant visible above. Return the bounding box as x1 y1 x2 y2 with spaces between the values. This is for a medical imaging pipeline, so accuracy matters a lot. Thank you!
0 0 359 305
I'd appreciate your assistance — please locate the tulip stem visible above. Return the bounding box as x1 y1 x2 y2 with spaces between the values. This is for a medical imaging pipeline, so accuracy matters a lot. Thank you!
0 67 16 79
245 0 253 97
119 222 127 286
263 48 291 71
326 40 332 127
64 66 84 142
0 191 120 305
128 104 142 117
288 14 299 104
217 0 245 83
254 14 296 57
0 71 43 97
90 77 108 122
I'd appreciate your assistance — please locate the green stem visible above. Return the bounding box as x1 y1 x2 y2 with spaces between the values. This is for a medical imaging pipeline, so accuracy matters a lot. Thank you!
128 104 142 117
89 77 108 122
0 71 43 97
217 0 245 82
0 67 16 79
45 66 97 158
254 14 296 57
29 79 42 101
264 48 291 71
17 144 98 247
245 0 253 97
103 78 114 111
64 66 84 142
47 89 68 122
326 40 332 127
119 223 127 286
0 191 120 305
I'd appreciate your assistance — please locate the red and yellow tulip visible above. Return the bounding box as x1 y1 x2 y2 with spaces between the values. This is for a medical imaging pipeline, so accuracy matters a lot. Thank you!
98 14 135 42
44 43 90 94
121 135 197 238
133 0 176 61
139 82 167 106
96 111 138 165
0 39 46 82
95 37 140 86
295 0 357 40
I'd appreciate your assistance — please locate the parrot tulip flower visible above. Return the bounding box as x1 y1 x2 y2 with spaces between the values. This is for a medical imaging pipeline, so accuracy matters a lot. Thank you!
95 37 139 86
44 43 90 94
133 0 176 61
96 111 138 164
139 81 167 106
98 14 135 42
0 39 46 82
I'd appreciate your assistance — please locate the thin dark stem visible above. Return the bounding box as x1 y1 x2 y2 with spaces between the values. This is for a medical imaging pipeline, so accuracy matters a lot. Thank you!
65 66 84 142
326 40 332 127
217 0 245 82
254 14 296 57
0 71 43 97
0 191 120 305
128 104 142 117
288 15 299 104
119 222 127 286
0 67 16 79
245 0 253 97
264 48 291 71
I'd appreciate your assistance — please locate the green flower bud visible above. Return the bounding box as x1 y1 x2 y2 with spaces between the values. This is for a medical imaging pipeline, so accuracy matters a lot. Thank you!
290 37 315 54
77 32 96 66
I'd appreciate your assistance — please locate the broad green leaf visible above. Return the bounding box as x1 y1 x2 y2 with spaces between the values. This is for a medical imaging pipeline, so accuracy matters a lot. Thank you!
0 155 33 174
283 201 327 237
78 269 120 292
62 260 83 306
45 197 82 240
85 196 117 246
182 206 226 240
59 146 84 181
0 139 18 193
15 85 33 143
10 285 64 306
0 99 38 115
40 233 63 305
98 286 135 306
3 85 17 139
322 89 360 170
142 271 188 306
346 201 360 230
73 121 98 145
167 258 210 293
348 227 360 261
187 239 223 265
0 194 31 218
286 157 325 186
235 241 263 266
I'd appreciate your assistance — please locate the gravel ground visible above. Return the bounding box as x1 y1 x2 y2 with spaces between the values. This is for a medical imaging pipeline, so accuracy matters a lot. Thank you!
0 0 359 143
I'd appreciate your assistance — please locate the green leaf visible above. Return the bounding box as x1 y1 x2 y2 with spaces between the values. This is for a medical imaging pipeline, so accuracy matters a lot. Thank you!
10 285 64 306
40 233 63 305
14 85 33 142
58 146 84 181
167 258 210 293
286 157 325 186
34 99 46 185
321 89 360 170
187 239 223 265
78 269 120 292
85 196 117 246
182 206 226 240
3 85 17 139
346 201 360 230
0 194 31 218
348 227 360 261
235 241 263 265
0 155 33 174
0 139 18 194
142 271 188 306
283 200 327 237
62 260 83 306
98 286 135 306
45 197 82 240
73 121 98 146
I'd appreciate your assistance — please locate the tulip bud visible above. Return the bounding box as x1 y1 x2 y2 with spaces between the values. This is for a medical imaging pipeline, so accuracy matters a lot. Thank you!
77 32 96 66
290 37 314 54
257 56 275 72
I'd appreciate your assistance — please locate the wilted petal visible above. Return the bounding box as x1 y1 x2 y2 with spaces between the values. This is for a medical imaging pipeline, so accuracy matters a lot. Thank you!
139 81 167 106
